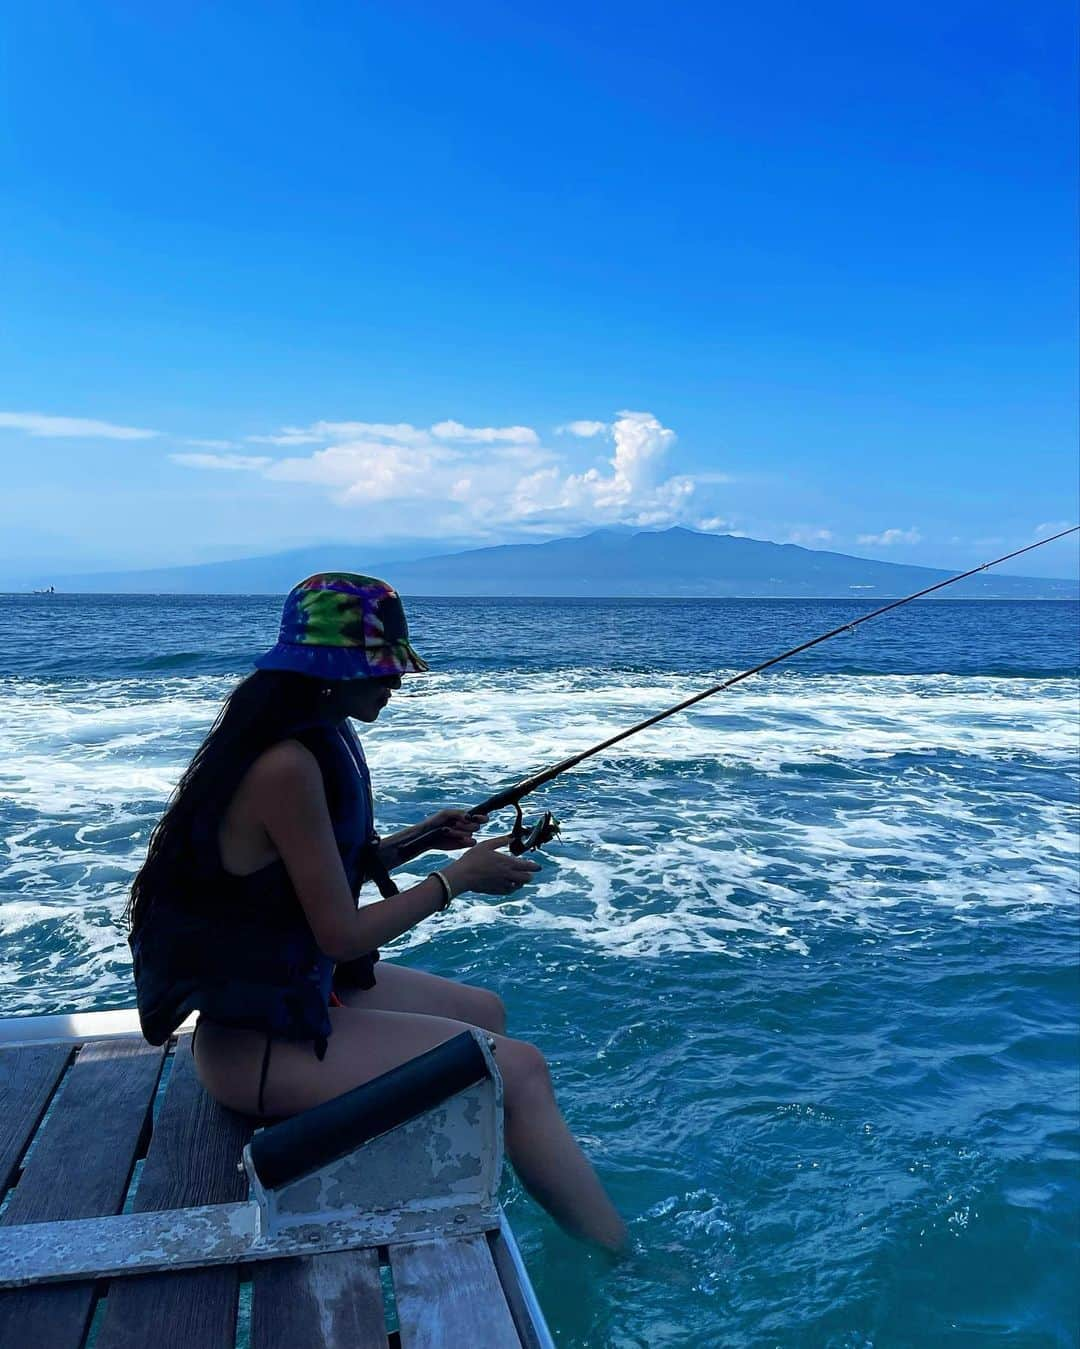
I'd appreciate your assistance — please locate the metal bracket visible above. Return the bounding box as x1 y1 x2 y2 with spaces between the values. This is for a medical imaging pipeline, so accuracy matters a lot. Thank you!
0 1028 504 1288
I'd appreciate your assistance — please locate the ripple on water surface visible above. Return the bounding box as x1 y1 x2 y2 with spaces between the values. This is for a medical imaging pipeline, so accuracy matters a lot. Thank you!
0 596 1077 1345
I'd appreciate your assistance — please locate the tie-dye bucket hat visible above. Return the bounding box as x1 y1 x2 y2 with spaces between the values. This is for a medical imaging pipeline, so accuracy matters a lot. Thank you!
254 573 429 680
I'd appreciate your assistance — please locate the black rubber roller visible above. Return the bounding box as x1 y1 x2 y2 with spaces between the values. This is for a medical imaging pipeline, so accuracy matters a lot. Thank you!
249 1030 491 1191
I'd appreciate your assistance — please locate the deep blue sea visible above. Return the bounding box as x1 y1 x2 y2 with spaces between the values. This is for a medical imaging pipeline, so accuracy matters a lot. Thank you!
1 594 1078 1347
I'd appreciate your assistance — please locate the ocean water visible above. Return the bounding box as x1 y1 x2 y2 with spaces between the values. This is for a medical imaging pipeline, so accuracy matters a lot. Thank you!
1 593 1078 1347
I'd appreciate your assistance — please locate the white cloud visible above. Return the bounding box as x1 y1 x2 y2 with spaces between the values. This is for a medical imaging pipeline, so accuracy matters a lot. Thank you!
696 516 734 533
265 439 453 502
171 452 271 471
185 438 242 451
245 421 427 447
556 420 608 438
0 411 158 439
315 422 432 445
856 527 922 547
247 419 538 448
608 409 676 492
246 427 324 446
511 411 683 523
177 408 715 538
786 527 833 545
430 420 539 444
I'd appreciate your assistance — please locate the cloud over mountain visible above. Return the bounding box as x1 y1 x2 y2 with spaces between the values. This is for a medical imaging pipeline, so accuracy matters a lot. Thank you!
857 527 922 548
173 409 709 537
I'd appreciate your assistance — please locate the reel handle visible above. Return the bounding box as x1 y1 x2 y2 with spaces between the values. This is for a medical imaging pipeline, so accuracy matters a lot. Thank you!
508 804 561 855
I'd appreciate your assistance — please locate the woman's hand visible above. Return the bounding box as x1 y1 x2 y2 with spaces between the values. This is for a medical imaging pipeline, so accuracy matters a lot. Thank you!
414 808 489 853
444 835 541 897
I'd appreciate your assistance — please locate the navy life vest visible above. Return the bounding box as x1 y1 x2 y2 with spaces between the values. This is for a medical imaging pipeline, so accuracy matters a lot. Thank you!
129 721 397 1059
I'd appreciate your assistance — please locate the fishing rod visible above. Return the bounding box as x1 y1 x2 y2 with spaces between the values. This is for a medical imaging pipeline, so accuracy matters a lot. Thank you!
412 525 1079 856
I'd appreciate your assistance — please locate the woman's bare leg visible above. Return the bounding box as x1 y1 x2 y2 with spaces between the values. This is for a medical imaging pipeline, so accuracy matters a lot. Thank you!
341 968 624 1245
500 1044 627 1250
193 1007 626 1250
337 960 507 1033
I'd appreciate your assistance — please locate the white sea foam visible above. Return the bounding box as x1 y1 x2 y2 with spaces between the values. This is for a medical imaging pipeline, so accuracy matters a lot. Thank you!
1 669 1077 1011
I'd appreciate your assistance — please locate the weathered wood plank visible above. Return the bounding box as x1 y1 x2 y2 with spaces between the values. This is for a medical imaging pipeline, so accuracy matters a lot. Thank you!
0 1038 164 1225
0 1043 71 1192
0 1037 165 1349
251 1248 389 1349
95 1033 254 1349
391 1235 521 1349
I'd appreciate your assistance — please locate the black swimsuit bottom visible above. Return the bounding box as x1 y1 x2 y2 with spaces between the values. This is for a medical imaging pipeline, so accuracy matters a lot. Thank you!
189 1016 287 1118
192 972 379 1119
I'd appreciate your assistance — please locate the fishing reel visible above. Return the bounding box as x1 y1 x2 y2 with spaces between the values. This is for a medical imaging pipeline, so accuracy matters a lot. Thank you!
508 803 561 856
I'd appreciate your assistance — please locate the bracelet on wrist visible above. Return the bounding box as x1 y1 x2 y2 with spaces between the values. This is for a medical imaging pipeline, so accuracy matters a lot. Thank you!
431 869 455 911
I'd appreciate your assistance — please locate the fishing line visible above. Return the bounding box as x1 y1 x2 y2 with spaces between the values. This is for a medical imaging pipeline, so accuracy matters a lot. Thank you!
413 525 1079 854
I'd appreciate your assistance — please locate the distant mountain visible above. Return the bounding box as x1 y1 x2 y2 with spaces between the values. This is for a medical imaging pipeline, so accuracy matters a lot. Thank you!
36 542 435 596
28 527 1078 598
383 528 1075 598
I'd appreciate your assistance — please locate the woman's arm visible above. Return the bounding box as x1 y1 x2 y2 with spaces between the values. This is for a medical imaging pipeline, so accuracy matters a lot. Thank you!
253 743 534 960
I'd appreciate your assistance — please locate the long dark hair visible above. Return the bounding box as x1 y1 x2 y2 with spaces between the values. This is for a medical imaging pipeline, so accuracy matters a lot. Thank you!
125 669 333 934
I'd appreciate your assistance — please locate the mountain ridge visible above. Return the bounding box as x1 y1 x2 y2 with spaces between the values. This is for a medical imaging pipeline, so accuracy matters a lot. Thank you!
15 526 1078 599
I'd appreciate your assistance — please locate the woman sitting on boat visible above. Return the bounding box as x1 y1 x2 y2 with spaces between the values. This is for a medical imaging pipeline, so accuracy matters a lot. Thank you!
126 573 626 1251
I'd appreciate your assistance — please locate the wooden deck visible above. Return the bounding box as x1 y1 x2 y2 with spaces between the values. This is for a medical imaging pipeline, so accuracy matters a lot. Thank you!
0 1012 552 1348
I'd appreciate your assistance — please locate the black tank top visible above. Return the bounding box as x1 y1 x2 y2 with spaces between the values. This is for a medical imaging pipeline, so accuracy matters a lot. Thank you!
130 721 384 1057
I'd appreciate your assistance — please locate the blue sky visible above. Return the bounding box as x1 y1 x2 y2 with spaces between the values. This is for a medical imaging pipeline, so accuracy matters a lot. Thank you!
1 0 1076 580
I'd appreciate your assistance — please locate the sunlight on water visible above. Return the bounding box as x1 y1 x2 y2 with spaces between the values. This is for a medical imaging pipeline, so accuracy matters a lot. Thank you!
1 596 1077 1345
